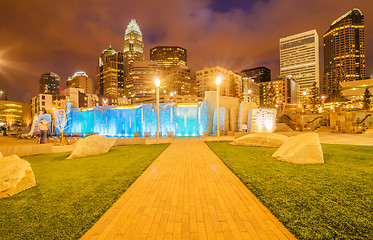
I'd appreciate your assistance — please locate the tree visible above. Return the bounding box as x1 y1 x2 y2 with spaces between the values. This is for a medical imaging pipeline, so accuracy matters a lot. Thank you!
5 114 15 128
23 114 32 127
363 87 372 110
325 81 348 103
265 85 276 108
309 82 320 111
54 109 68 142
229 77 238 98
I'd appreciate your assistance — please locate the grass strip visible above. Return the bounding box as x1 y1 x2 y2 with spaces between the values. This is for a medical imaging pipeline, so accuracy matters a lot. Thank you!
205 141 373 240
0 144 169 239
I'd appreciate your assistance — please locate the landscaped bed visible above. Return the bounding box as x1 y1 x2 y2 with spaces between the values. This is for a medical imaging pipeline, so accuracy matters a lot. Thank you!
206 141 373 240
0 144 169 240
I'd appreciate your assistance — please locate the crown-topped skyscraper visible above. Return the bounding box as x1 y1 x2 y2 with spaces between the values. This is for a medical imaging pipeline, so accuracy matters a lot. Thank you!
123 19 144 81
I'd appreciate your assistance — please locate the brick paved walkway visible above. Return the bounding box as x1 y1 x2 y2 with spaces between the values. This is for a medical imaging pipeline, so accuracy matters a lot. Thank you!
82 137 296 240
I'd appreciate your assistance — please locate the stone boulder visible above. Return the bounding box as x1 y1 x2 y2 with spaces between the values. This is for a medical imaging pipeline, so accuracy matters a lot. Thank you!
0 155 36 198
230 133 289 147
272 133 324 164
67 135 117 159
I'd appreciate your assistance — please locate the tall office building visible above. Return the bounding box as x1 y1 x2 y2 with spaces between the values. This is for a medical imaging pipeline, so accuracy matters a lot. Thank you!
150 46 187 69
123 19 144 79
196 66 242 100
241 66 271 83
126 61 159 103
159 65 196 96
96 46 125 98
323 8 365 96
67 71 94 94
39 72 60 95
280 30 319 100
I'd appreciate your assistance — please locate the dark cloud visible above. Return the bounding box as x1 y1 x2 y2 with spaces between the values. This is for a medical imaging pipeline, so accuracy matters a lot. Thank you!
0 0 372 102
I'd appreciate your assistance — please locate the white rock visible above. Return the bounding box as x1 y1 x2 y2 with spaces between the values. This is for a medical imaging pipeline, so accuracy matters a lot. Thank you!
67 135 116 159
272 133 324 164
0 155 36 198
231 133 289 147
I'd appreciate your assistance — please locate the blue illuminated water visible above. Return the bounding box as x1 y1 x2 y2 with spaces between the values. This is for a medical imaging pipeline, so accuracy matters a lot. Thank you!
65 102 207 137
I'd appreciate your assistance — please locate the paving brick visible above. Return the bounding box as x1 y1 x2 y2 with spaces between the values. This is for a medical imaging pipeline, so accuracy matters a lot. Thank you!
82 137 296 239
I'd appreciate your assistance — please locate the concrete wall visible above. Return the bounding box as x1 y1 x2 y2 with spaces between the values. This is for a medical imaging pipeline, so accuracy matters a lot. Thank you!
212 107 230 134
0 144 53 157
330 111 373 133
205 91 239 133
114 137 146 146
238 102 258 131
248 108 277 133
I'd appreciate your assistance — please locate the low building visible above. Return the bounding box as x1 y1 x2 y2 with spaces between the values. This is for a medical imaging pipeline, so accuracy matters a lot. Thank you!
0 100 31 127
196 66 242 100
62 88 100 108
260 76 298 107
159 65 196 96
341 78 373 100
31 94 66 116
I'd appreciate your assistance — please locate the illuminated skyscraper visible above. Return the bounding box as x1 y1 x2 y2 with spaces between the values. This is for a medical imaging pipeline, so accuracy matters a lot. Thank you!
323 8 365 96
123 19 144 79
280 29 319 100
39 72 60 95
126 61 159 103
241 66 271 83
96 46 125 98
150 46 187 69
67 71 94 94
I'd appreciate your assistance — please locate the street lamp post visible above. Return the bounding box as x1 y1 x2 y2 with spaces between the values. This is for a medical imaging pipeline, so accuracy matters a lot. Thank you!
302 91 307 114
216 76 222 142
155 78 160 144
248 89 252 102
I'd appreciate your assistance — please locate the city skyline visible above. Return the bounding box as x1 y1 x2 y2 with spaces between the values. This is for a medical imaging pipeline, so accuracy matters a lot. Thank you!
0 0 373 102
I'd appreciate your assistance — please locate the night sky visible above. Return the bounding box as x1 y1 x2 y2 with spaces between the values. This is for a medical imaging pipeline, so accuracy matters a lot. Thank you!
0 0 372 102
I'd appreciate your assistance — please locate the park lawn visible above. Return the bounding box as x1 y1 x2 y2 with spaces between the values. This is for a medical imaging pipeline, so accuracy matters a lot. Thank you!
206 141 373 240
0 144 169 240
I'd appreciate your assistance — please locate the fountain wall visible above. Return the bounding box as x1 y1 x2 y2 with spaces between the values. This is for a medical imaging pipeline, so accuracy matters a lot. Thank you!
66 102 207 137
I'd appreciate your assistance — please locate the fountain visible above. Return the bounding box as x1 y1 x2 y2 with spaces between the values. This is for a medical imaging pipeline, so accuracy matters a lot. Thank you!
66 102 207 137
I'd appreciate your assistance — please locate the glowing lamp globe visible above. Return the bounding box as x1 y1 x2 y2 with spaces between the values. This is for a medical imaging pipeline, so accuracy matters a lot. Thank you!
215 76 222 85
155 78 160 87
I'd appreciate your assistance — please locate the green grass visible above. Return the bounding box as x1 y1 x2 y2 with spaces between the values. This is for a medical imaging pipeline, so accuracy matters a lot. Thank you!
0 144 169 240
205 141 373 240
